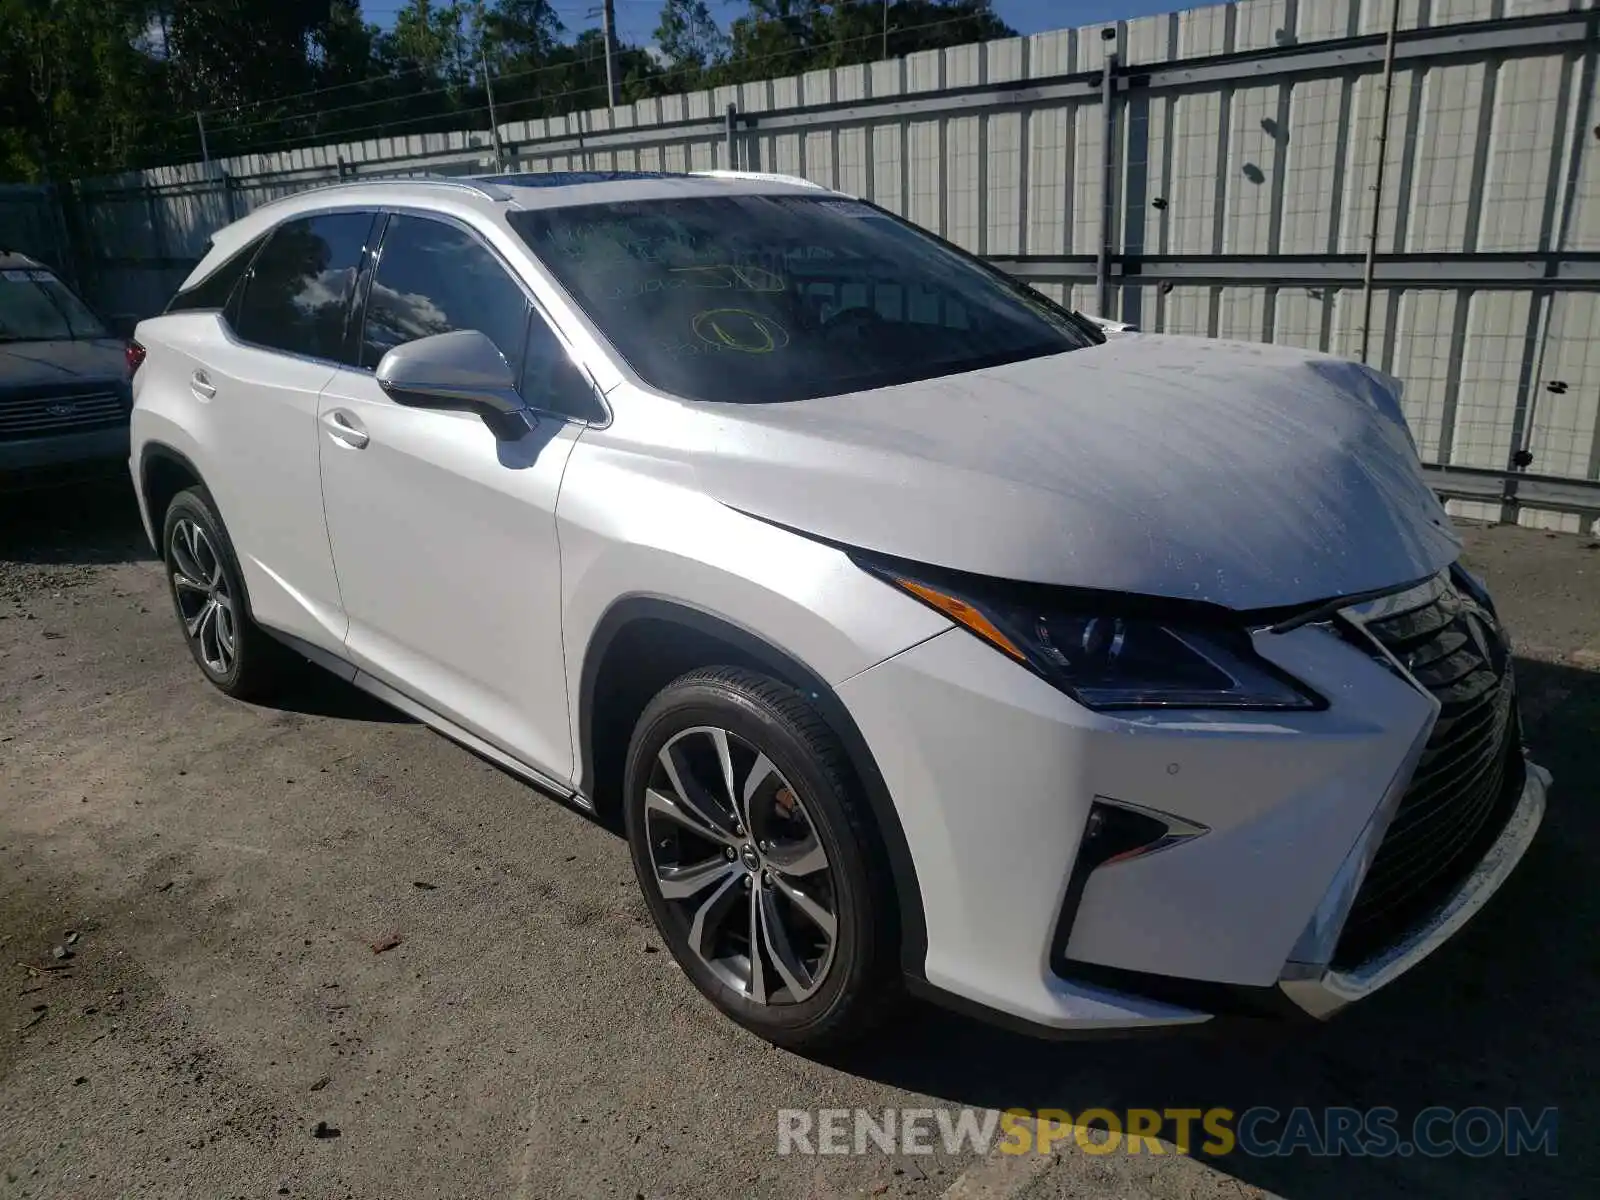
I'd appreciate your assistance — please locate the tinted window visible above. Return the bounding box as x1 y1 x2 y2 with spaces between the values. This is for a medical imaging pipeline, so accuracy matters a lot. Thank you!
507 195 1098 404
234 213 372 361
166 236 263 315
360 215 529 373
520 312 603 421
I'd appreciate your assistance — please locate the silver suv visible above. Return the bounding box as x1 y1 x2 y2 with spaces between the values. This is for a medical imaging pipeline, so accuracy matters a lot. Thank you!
128 172 1548 1047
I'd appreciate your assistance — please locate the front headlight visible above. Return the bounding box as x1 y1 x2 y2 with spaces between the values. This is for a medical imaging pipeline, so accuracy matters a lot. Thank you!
875 568 1322 712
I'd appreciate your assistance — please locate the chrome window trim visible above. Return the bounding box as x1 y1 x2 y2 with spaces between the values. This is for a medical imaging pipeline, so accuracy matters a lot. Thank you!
217 203 612 428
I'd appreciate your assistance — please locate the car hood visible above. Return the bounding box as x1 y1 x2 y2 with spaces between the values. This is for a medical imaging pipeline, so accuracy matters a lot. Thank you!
680 334 1460 611
0 339 128 390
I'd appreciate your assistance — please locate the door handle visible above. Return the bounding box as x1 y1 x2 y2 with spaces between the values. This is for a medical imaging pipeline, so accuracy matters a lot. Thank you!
321 409 370 449
190 370 216 399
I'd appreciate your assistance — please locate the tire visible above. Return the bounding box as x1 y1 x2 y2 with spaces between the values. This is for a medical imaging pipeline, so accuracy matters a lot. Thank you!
160 486 288 701
623 666 899 1050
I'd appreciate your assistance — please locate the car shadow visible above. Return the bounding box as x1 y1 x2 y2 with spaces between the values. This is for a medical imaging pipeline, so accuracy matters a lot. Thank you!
0 476 415 725
0 475 155 565
819 655 1597 1198
265 663 416 725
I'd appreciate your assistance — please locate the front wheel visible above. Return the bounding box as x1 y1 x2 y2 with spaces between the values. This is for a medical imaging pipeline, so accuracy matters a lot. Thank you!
623 667 898 1050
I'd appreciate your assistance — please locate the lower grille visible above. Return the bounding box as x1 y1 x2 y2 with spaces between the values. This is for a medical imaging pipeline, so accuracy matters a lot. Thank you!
0 388 129 442
1333 572 1523 969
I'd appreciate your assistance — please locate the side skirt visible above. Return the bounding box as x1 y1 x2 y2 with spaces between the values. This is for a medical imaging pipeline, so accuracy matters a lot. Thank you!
265 628 595 815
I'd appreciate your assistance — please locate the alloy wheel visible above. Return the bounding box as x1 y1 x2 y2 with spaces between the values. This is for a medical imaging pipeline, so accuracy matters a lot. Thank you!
169 518 238 677
643 726 838 1005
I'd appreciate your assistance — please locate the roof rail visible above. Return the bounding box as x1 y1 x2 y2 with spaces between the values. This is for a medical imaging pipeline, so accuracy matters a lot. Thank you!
690 170 830 191
471 170 674 189
252 173 510 212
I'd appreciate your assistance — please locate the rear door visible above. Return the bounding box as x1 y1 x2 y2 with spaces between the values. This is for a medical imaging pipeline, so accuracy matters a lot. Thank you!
316 211 591 782
196 211 376 650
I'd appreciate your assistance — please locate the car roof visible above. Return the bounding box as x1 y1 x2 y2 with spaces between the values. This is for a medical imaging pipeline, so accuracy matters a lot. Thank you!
248 168 831 217
189 168 840 292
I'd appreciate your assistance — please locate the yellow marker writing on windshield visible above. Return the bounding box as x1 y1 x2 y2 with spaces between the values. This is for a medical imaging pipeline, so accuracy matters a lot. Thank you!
691 308 791 354
670 264 786 292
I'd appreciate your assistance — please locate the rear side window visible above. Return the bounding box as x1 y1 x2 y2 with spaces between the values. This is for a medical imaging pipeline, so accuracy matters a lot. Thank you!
360 214 529 373
234 212 374 362
166 236 263 315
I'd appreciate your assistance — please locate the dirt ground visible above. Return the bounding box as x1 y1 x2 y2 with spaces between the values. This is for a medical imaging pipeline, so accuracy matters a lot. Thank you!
2 479 1597 1200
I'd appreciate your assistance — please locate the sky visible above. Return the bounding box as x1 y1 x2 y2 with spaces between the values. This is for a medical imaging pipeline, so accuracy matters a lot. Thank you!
359 2 1197 48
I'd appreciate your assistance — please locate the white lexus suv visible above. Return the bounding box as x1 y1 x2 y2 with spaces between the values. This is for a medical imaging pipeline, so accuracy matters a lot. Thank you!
128 171 1549 1048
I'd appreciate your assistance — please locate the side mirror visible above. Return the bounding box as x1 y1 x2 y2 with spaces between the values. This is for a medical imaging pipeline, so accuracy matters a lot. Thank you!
375 329 536 440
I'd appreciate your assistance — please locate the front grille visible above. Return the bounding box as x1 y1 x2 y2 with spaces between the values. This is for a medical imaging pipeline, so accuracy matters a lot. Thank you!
0 388 129 442
1333 573 1523 968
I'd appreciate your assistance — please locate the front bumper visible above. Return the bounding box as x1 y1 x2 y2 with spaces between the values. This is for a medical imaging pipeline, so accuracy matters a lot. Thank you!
1280 759 1547 1018
836 609 1543 1035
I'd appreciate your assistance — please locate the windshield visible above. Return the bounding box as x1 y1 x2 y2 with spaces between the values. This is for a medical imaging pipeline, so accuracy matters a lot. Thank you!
0 268 108 342
508 195 1098 403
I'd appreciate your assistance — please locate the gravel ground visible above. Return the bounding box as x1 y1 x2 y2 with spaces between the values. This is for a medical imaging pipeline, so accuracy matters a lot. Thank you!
1 479 1597 1200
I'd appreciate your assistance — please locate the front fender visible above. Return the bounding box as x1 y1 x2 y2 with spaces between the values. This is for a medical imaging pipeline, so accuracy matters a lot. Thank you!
556 439 950 731
556 436 951 978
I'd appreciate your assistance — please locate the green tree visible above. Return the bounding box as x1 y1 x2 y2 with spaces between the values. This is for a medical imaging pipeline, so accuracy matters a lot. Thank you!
0 0 1018 180
655 0 729 72
725 1 1012 77
480 0 563 66
158 0 334 111
385 0 471 85
725 0 821 80
0 0 164 180
317 0 380 88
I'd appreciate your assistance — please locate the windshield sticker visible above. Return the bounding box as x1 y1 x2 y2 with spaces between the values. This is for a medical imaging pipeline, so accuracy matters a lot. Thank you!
691 308 790 354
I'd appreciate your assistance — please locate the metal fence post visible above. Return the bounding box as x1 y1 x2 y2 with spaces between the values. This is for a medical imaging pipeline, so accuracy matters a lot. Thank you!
43 183 75 288
1095 38 1119 319
1359 0 1401 364
144 183 171 315
724 103 738 171
57 181 96 305
144 185 168 265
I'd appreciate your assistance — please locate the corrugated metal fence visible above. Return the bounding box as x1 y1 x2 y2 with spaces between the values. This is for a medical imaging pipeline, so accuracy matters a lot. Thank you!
2 0 1597 527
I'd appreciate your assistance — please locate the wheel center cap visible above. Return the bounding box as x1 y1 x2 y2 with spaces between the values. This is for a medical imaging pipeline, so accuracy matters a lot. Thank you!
739 844 761 872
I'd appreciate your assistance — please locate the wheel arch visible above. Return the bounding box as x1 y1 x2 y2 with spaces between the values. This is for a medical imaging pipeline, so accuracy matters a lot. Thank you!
578 596 929 981
137 441 205 541
137 441 261 623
